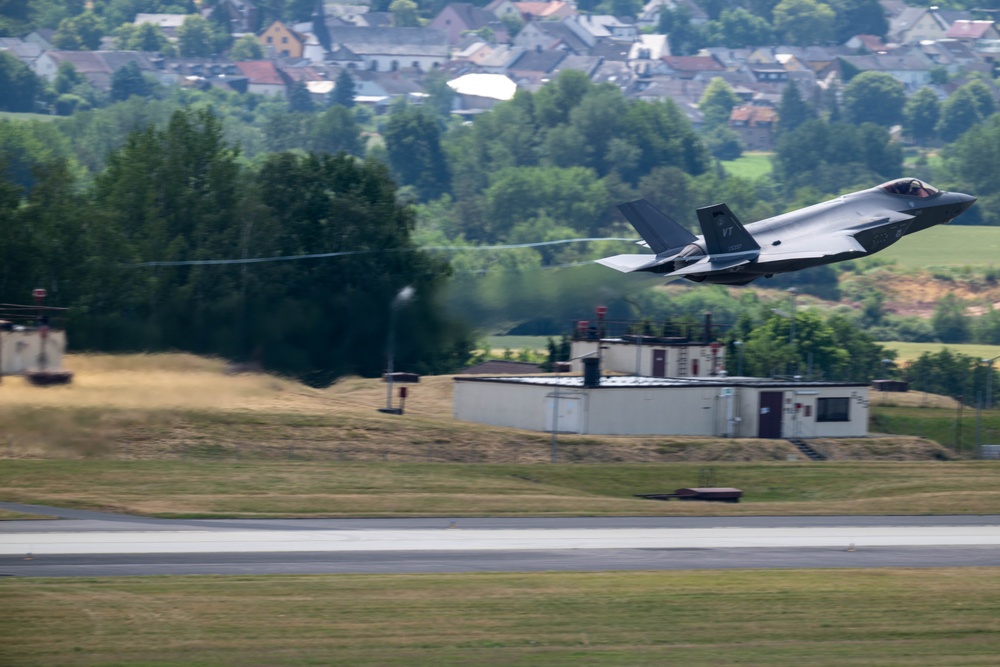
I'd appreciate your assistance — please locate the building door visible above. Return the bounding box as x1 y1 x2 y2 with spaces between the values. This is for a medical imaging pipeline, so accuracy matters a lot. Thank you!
758 391 783 438
545 395 582 433
652 349 666 377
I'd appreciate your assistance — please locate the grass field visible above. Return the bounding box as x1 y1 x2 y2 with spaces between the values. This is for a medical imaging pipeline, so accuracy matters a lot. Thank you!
2 459 998 517
877 225 1000 269
881 341 1000 362
720 151 773 180
487 335 552 352
2 353 999 518
3 569 1000 666
0 111 58 122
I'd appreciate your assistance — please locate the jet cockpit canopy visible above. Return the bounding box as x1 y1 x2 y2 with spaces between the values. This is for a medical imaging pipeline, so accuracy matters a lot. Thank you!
880 178 940 198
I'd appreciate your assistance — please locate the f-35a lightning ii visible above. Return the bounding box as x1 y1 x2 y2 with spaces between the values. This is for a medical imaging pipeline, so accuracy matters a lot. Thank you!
598 178 976 285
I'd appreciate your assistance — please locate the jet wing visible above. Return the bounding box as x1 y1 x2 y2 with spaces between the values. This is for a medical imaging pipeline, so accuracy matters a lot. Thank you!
758 233 867 262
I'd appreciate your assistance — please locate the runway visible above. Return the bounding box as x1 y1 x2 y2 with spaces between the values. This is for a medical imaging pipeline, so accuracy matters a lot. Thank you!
2 502 999 577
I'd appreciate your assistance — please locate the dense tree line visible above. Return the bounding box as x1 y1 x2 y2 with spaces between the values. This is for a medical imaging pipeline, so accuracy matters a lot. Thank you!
0 108 473 385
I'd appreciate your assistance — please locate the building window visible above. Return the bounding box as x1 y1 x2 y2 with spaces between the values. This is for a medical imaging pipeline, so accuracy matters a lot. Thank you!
282 36 288 44
817 397 850 422
267 36 273 43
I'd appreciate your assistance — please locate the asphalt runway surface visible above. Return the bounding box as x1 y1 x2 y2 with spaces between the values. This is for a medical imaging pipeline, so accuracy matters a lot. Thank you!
2 502 999 577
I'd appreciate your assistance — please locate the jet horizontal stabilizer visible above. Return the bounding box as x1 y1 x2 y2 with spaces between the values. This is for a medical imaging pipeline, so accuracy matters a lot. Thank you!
596 253 669 273
667 255 752 277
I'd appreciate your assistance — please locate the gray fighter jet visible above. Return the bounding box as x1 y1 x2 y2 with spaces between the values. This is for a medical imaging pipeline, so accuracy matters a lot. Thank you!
598 178 976 285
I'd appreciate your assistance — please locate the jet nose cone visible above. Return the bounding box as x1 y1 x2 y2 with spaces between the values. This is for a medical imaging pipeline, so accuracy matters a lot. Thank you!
957 193 977 212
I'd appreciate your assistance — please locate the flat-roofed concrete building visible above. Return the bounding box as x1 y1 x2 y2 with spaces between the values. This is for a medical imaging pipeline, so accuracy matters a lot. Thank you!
453 375 870 439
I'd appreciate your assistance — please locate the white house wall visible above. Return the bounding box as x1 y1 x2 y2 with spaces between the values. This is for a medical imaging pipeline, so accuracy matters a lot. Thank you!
453 378 869 438
1 330 66 374
453 380 554 431
571 340 726 377
582 386 727 435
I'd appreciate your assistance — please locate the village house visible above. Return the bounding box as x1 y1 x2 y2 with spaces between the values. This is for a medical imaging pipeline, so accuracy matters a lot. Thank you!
33 50 161 90
258 20 306 58
233 60 289 95
429 3 508 45
729 105 776 151
326 27 449 72
888 6 969 45
133 13 188 41
945 20 1000 47
513 20 590 55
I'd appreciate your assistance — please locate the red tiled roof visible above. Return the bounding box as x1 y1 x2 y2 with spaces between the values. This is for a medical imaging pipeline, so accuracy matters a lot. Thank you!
234 60 285 85
729 106 776 125
945 20 995 39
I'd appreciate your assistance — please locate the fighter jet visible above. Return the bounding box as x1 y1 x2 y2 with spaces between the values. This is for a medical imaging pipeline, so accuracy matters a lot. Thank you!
597 178 976 285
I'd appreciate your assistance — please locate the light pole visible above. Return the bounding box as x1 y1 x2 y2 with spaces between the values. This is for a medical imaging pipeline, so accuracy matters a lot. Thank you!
770 287 798 376
975 355 1000 458
787 288 798 372
733 340 744 377
382 285 414 414
982 355 1000 410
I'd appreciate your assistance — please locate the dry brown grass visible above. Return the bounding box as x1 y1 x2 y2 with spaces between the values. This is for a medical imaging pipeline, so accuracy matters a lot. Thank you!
0 353 958 465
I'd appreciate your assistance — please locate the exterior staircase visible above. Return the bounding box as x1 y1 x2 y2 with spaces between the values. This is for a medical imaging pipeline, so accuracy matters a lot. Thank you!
787 437 827 461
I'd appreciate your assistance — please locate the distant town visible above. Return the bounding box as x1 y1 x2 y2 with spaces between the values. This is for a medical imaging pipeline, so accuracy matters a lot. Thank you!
3 1 999 150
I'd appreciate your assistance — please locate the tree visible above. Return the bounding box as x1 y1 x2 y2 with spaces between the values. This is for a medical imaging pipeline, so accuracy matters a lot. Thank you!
699 77 740 128
775 82 813 136
383 104 451 201
287 81 314 113
965 80 996 119
533 69 593 128
659 6 705 55
177 14 224 58
827 0 887 43
110 61 150 102
842 71 905 127
483 166 609 241
123 22 174 54
310 105 363 155
0 0 32 36
703 125 744 160
423 69 455 118
705 8 774 48
53 11 106 50
772 0 835 46
904 348 979 401
932 293 971 343
943 114 1000 225
330 69 357 108
250 152 473 384
389 0 420 27
937 86 984 143
230 33 264 60
903 87 940 144
0 51 39 113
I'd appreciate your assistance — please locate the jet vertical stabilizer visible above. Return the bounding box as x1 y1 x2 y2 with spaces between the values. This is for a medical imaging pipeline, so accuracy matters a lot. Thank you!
617 199 697 253
696 204 760 257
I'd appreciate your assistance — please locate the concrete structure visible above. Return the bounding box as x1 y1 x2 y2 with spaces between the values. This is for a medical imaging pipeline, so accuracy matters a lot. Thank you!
570 337 725 378
1 327 67 375
453 375 870 438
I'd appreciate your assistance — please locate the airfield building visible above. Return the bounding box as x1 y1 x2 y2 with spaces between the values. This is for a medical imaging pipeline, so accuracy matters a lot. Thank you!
453 374 869 438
